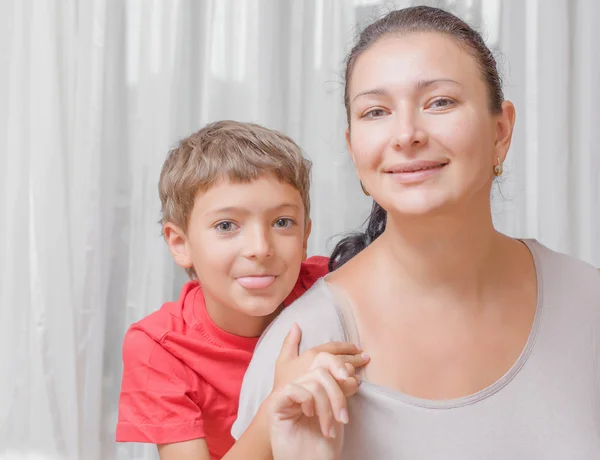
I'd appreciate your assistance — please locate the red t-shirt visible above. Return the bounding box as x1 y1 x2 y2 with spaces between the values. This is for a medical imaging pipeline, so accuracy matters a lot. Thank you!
116 256 329 459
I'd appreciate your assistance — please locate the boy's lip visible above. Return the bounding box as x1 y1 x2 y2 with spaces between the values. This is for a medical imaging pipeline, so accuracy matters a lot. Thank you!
236 275 276 289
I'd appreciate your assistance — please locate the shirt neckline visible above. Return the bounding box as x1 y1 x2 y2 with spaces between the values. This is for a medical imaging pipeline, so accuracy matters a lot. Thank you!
190 284 259 352
320 238 545 410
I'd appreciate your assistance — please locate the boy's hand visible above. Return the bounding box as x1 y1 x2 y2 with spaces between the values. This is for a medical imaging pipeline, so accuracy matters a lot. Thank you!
268 355 360 460
273 323 369 390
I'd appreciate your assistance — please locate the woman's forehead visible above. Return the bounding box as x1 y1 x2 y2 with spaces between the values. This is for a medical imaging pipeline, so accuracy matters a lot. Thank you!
349 32 481 96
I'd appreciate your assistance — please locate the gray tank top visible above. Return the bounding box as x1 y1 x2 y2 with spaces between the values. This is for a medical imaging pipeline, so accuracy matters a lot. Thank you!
232 240 600 459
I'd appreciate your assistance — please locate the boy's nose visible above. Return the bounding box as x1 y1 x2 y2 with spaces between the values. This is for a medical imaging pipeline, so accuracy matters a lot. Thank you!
243 227 273 259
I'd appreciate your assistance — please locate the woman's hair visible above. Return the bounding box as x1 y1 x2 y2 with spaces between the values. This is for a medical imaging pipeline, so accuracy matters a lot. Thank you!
329 201 387 271
329 6 504 271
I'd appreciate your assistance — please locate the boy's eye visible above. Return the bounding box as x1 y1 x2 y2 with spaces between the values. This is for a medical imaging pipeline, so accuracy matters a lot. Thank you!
274 218 294 229
215 221 238 233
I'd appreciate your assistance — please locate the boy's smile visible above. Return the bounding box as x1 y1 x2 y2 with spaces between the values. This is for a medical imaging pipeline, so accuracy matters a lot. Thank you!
164 173 311 337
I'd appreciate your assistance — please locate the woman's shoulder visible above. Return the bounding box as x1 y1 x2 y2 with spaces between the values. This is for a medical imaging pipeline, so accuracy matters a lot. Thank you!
527 238 599 288
232 278 347 440
526 239 599 322
260 278 347 353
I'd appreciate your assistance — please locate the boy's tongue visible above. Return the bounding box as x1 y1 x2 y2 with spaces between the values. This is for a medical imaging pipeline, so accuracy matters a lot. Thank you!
236 276 276 289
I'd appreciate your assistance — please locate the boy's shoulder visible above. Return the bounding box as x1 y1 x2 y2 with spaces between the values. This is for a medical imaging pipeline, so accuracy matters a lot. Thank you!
126 280 200 343
117 280 245 445
284 255 329 306
119 281 206 392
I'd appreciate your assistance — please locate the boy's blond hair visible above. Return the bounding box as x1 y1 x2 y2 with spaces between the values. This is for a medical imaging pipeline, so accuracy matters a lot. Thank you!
159 120 312 278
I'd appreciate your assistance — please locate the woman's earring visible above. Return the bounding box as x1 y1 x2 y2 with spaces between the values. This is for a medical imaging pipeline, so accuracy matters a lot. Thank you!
493 156 503 177
360 181 370 196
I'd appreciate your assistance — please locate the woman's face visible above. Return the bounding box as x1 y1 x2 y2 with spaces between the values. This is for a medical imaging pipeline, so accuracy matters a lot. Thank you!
346 32 514 217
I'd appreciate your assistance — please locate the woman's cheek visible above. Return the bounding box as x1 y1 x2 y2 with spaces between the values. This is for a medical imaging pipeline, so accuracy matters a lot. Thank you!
351 125 388 169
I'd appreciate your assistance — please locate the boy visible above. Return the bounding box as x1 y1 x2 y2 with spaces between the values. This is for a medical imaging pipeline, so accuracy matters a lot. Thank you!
116 121 366 460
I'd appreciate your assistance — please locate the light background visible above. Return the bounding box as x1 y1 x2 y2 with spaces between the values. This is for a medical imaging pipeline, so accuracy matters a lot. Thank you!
0 0 598 459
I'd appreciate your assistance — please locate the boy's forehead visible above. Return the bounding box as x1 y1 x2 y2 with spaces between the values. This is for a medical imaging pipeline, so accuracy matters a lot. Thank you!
193 174 304 214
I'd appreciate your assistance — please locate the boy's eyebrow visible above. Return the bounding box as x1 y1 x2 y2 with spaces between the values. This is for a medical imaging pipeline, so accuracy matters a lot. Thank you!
351 79 461 102
207 203 301 215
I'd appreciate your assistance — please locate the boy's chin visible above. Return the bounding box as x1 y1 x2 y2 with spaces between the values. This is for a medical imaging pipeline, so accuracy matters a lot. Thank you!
235 296 284 318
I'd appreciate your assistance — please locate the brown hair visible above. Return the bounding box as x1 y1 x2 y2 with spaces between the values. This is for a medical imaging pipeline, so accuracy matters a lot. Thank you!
159 120 312 278
331 6 504 271
343 5 504 126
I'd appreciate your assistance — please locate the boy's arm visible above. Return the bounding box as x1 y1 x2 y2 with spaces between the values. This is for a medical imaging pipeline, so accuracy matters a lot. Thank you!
157 326 367 460
157 405 272 460
117 327 205 444
157 439 211 460
222 404 272 460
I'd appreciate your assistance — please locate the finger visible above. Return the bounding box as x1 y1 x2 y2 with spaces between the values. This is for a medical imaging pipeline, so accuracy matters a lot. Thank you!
276 323 302 363
308 359 361 396
341 352 370 370
301 399 315 418
344 362 355 377
303 378 337 438
338 375 360 398
297 368 349 436
271 382 314 419
309 353 365 381
309 341 361 357
310 353 351 380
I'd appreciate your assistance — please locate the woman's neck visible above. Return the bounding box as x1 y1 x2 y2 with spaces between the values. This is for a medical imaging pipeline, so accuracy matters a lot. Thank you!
371 198 511 296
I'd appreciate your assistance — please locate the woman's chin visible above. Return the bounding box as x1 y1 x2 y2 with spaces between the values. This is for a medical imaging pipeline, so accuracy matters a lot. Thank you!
385 196 451 218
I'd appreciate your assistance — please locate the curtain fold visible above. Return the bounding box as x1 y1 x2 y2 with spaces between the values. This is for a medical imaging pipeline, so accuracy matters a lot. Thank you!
0 1 597 459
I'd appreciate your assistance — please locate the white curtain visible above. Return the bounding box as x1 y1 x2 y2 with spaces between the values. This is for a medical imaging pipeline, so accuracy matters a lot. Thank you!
0 1 597 459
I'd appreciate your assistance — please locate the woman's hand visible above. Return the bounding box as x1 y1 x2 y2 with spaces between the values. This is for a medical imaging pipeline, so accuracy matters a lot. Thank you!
268 356 361 460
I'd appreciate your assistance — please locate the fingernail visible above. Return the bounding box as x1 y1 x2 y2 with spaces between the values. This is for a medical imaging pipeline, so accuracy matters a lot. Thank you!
356 374 362 385
338 368 350 380
329 426 336 438
361 353 370 361
339 408 349 424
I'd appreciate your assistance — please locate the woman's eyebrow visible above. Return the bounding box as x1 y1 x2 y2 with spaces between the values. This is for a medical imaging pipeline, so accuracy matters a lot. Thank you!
352 88 389 102
352 78 462 102
415 78 462 89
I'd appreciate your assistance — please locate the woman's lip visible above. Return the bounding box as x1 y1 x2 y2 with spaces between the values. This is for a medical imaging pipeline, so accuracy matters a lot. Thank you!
387 163 447 184
385 161 449 173
236 276 276 289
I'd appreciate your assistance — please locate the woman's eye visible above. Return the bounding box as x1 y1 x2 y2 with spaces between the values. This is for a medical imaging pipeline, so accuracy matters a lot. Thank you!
215 221 238 233
428 98 454 109
274 218 294 229
362 108 387 119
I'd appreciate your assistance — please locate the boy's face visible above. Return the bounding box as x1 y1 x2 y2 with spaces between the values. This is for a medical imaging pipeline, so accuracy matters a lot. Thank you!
165 174 311 337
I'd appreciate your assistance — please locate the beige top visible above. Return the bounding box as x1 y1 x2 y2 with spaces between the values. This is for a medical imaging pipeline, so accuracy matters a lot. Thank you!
232 240 600 459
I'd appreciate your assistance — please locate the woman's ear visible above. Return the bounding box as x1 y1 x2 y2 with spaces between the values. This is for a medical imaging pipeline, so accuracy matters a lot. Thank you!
495 100 516 162
346 129 356 166
163 222 194 270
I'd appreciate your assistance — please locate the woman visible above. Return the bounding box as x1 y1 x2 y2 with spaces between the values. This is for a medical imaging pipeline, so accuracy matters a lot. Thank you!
233 6 600 459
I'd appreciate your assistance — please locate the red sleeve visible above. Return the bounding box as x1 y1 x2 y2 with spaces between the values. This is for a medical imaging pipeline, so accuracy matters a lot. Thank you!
284 255 330 306
116 325 205 444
